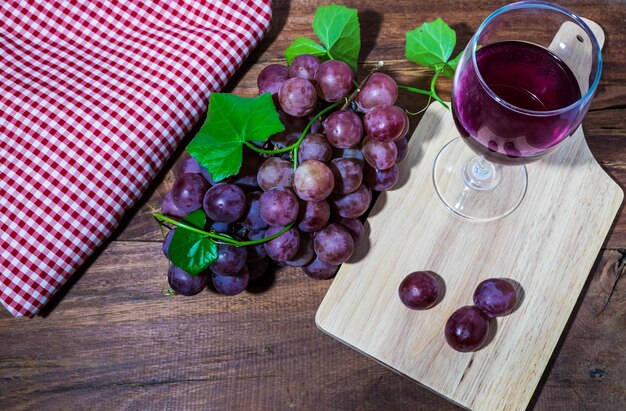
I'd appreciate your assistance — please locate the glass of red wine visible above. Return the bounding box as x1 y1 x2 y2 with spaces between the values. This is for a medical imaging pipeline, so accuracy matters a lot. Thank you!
433 1 602 221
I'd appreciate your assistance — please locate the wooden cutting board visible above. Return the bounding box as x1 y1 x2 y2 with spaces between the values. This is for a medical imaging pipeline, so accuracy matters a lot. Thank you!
316 19 622 411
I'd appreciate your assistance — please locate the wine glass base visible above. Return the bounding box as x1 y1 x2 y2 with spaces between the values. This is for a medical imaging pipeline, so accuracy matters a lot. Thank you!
432 138 528 222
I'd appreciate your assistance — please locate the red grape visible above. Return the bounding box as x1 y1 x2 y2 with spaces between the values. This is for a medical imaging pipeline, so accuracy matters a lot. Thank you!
285 232 315 267
278 77 317 117
302 256 338 280
289 54 321 81
176 155 203 177
293 160 334 202
213 266 249 296
337 218 364 244
259 186 299 227
329 157 363 194
298 133 332 163
162 229 175 259
473 278 518 318
245 229 267 262
394 137 409 163
172 174 210 213
337 147 364 165
297 200 330 232
202 183 246 223
201 166 228 186
355 72 398 112
363 105 408 142
162 191 186 218
210 243 247 276
332 184 372 218
398 271 439 310
257 157 294 191
258 64 289 96
314 60 355 102
313 223 354 265
323 110 363 148
168 265 208 296
399 115 410 139
263 226 300 262
362 136 398 170
308 115 323 134
241 191 269 231
363 163 399 191
444 306 491 352
209 220 230 234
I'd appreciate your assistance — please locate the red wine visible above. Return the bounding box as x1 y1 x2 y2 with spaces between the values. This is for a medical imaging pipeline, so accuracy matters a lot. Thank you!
452 41 582 165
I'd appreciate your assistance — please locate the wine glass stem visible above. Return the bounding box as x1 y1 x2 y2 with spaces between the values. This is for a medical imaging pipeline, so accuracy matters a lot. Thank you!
462 156 502 191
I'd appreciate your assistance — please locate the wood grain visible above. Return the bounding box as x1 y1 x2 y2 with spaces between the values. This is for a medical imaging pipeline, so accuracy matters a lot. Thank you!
1 1 625 410
1 242 624 410
317 97 622 410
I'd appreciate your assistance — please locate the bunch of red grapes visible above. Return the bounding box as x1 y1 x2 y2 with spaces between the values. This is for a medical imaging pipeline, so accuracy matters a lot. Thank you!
161 55 410 297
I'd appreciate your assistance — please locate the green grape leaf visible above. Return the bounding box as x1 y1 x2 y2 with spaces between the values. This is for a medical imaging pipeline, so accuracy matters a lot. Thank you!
168 210 218 276
405 18 456 70
313 4 360 70
285 37 327 65
283 5 360 70
441 52 462 78
187 92 284 182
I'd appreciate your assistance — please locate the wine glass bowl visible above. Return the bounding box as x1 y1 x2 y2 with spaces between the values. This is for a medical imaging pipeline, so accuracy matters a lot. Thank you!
433 1 602 221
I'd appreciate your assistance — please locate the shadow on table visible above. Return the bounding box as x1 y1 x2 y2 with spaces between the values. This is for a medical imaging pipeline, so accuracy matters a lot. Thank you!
359 9 383 64
246 264 277 294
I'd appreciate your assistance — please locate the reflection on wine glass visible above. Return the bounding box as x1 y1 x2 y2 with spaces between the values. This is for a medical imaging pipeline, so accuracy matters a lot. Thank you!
433 1 602 221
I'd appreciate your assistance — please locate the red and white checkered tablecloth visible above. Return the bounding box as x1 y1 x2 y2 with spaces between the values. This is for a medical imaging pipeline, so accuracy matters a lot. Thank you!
0 0 272 317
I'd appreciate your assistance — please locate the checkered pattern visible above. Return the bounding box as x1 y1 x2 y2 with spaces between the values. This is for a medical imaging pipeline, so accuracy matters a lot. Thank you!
0 0 272 317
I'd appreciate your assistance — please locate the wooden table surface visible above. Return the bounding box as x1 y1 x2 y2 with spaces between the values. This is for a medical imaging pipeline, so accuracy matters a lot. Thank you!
2 1 625 410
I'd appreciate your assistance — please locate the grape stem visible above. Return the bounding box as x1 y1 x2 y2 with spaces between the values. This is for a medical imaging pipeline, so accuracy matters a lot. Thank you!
429 67 448 108
244 100 343 170
245 60 389 171
399 66 449 112
405 94 432 116
342 60 384 111
152 213 293 247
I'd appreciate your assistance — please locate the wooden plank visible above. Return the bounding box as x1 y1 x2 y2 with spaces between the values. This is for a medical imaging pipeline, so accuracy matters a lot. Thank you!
533 249 626 411
1 1 625 410
0 244 624 409
0 241 626 411
0 242 458 410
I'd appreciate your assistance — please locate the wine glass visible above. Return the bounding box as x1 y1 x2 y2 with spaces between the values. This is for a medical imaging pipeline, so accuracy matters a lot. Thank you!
433 1 602 221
